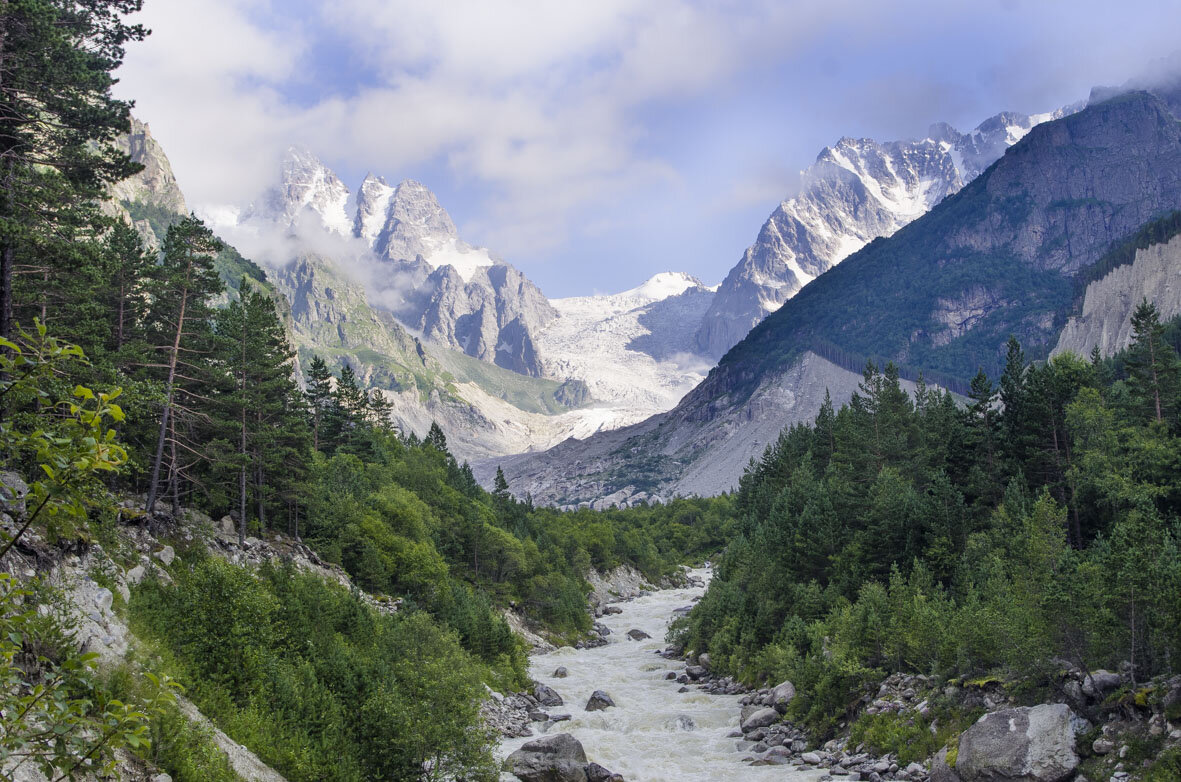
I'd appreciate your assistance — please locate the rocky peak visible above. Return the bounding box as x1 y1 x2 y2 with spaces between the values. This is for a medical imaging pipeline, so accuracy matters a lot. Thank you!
247 146 352 236
693 101 1080 359
110 116 188 217
354 173 395 244
373 179 459 262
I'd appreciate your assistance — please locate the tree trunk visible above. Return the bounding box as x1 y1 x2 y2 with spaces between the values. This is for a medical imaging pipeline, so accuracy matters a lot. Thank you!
169 423 180 519
239 406 247 548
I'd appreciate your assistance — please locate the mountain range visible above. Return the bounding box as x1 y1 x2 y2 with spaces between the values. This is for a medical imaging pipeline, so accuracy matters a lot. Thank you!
112 86 1177 507
491 89 1181 508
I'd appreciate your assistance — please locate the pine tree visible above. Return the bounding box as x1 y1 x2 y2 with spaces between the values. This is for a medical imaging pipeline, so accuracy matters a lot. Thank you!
0 0 147 344
493 467 511 504
143 217 223 519
1125 299 1180 424
215 280 307 544
305 355 333 451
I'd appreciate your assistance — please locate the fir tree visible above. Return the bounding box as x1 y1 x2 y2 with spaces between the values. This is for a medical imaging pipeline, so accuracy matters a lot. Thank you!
305 355 333 451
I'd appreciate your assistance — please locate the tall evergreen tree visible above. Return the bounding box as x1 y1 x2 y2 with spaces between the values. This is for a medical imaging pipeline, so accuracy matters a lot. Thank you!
1125 299 1181 424
143 217 223 518
305 355 333 451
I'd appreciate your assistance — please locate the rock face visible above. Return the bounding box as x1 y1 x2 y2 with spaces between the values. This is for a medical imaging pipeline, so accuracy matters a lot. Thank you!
240 150 556 376
1054 232 1181 358
694 106 1079 358
956 704 1080 782
503 733 588 782
108 117 190 246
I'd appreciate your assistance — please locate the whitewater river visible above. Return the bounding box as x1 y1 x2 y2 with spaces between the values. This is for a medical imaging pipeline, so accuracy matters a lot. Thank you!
498 569 824 781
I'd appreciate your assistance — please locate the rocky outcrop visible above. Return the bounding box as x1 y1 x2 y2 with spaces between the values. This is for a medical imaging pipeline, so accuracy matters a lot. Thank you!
585 565 652 611
107 117 190 246
1054 233 1181 358
955 704 1080 782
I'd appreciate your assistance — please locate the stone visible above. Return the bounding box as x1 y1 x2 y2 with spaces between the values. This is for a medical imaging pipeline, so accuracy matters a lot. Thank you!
685 665 707 680
154 545 175 566
675 715 696 731
504 733 589 782
553 666 568 678
0 472 28 515
771 680 796 711
602 605 623 615
534 683 564 707
151 775 174 782
930 747 962 782
907 762 926 775
698 652 711 668
125 563 146 585
626 628 651 641
1081 670 1121 698
956 703 1079 782
585 762 623 782
585 690 615 711
1092 738 1114 754
801 752 822 765
664 671 677 680
741 708 779 732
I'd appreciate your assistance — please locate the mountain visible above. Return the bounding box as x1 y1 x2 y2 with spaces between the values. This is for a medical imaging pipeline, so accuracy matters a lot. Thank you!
236 150 557 377
694 105 1080 358
492 90 1181 507
108 117 189 246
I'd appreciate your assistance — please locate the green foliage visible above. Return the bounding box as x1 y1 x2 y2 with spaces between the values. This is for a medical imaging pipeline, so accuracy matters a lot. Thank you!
130 557 498 781
682 342 1181 736
0 574 178 780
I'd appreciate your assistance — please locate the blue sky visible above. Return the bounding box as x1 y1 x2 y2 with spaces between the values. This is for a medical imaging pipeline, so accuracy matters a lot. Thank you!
116 0 1181 297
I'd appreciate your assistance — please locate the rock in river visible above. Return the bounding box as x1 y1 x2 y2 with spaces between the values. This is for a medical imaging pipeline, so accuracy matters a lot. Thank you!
535 683 564 707
586 690 616 711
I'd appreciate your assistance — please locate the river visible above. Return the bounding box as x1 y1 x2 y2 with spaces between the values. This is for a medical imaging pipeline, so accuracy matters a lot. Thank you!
498 568 824 781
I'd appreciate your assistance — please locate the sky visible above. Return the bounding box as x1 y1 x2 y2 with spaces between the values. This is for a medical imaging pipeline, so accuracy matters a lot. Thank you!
115 0 1181 298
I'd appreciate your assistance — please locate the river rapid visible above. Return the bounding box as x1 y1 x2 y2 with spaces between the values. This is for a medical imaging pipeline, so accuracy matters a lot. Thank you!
498 568 824 781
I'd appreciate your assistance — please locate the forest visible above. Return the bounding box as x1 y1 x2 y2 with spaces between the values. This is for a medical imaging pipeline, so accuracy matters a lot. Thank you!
676 319 1181 747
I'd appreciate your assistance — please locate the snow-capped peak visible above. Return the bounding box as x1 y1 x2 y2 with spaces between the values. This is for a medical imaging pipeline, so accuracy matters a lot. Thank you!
625 272 707 303
246 146 352 237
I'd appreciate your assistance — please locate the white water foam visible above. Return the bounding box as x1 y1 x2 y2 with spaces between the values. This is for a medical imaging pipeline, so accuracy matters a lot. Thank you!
498 569 824 781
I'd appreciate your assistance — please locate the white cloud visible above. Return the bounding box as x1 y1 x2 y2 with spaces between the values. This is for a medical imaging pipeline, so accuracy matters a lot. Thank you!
116 0 1181 294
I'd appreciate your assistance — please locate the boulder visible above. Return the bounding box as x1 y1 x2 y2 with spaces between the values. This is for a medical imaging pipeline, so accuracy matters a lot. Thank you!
0 472 28 515
740 707 779 732
553 666 568 678
154 545 175 566
626 629 650 641
770 680 796 711
125 564 146 585
534 683 564 707
685 665 707 680
584 762 624 782
675 715 696 731
504 733 588 782
698 653 711 669
930 747 962 782
1081 670 1121 698
956 704 1079 782
586 690 615 711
